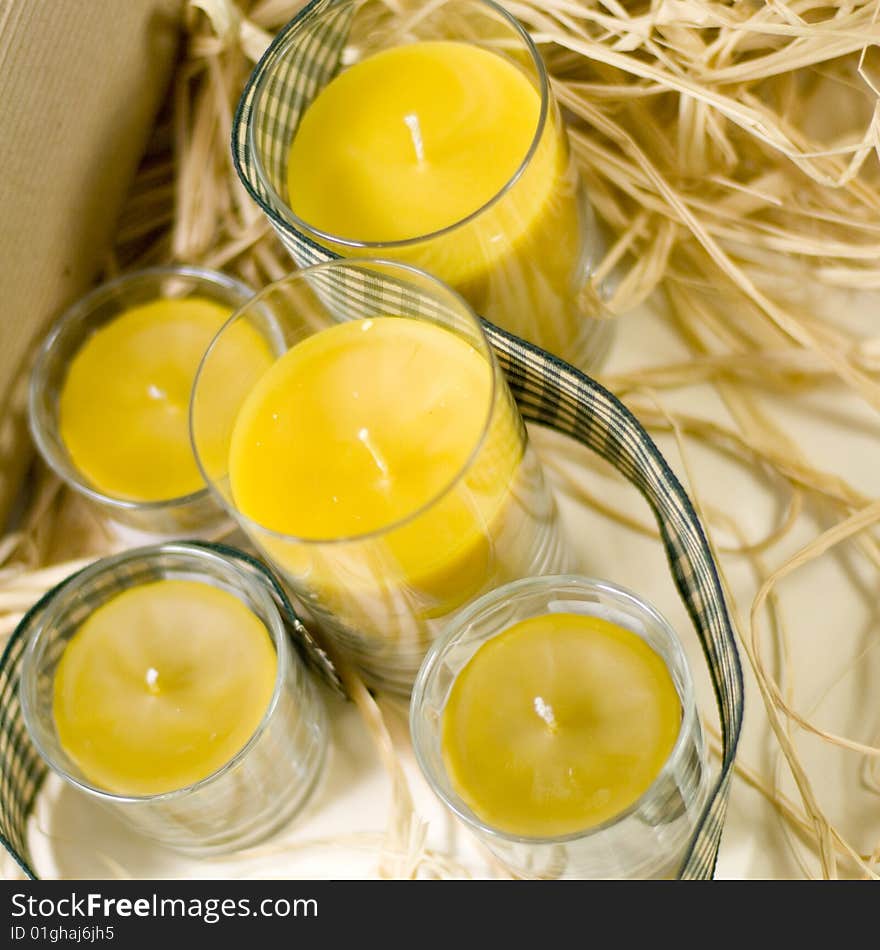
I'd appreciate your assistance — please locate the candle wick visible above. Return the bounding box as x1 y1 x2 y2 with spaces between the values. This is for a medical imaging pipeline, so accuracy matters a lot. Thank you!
403 112 425 164
357 426 390 479
145 667 160 695
533 696 558 733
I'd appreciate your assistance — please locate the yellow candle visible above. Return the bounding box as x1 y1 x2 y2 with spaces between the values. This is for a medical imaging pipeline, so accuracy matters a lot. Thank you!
53 579 277 796
441 612 682 837
228 316 521 617
59 297 274 502
286 41 588 359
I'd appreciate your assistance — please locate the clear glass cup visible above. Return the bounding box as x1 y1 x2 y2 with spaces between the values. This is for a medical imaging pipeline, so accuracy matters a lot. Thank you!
28 266 254 536
239 0 613 371
191 258 572 695
19 542 328 856
411 575 710 879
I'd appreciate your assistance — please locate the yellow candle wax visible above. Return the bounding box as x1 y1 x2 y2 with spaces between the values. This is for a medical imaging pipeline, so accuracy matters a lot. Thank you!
441 612 682 838
59 296 274 502
286 41 588 359
228 316 521 617
53 579 277 796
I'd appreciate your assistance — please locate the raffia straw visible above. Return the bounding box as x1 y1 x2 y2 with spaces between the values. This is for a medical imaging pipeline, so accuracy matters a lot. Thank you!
4 0 880 879
335 664 429 879
640 387 879 879
773 626 880 878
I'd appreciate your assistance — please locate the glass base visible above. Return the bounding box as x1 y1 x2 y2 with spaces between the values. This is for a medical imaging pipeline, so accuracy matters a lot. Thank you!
569 312 616 376
143 704 329 857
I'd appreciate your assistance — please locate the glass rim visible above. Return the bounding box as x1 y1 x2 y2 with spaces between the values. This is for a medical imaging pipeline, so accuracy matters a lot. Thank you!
28 265 255 513
18 542 291 805
246 0 551 250
190 257 502 547
410 573 702 846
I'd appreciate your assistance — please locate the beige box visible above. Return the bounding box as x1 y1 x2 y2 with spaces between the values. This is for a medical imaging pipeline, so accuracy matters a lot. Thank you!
0 0 182 522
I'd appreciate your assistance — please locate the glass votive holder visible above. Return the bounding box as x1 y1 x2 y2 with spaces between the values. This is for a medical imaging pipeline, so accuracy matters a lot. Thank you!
236 0 613 371
19 542 328 856
191 258 572 695
28 266 256 537
411 575 710 879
